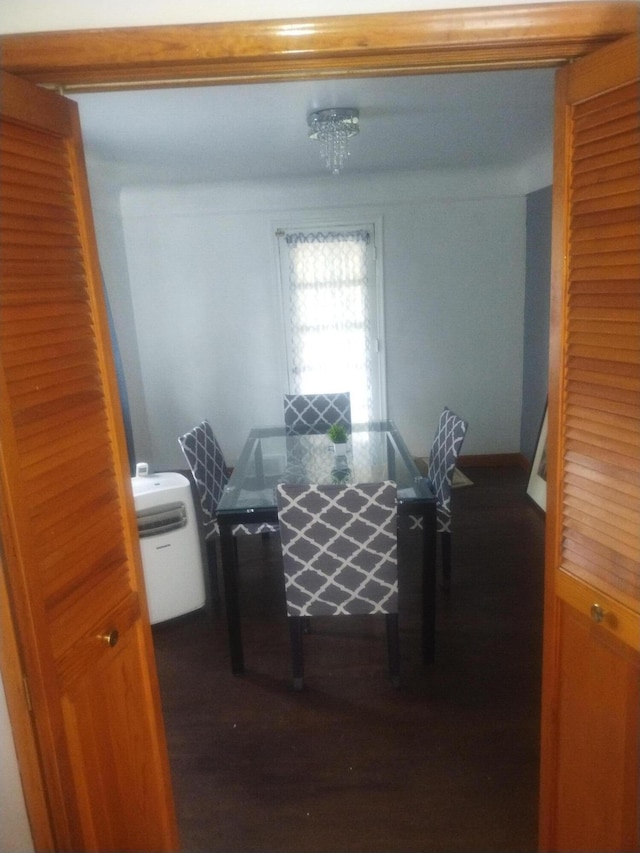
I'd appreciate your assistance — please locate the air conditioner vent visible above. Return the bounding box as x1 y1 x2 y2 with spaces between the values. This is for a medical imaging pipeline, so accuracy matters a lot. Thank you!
136 501 187 538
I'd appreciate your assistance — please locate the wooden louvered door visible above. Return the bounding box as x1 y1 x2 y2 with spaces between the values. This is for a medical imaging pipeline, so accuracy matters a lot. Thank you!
0 71 179 851
539 34 639 852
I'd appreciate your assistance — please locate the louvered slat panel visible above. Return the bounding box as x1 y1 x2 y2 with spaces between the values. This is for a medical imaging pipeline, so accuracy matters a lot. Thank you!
573 205 640 233
22 414 106 482
3 301 95 339
1 180 74 210
0 121 71 166
571 315 637 333
2 284 87 302
569 333 639 354
2 244 83 264
570 359 640 388
565 457 640 498
573 158 640 191
560 78 640 607
46 545 127 620
563 506 640 564
22 431 110 489
2 164 75 195
569 348 638 365
564 485 639 534
573 217 640 239
566 404 640 445
565 489 639 544
0 195 79 221
2 227 82 249
573 188 640 216
0 260 89 283
572 81 640 133
565 429 640 471
36 472 119 553
572 172 640 203
39 503 120 576
1 148 75 182
572 270 639 284
2 212 81 237
563 545 638 598
4 347 98 386
573 251 639 270
0 117 132 662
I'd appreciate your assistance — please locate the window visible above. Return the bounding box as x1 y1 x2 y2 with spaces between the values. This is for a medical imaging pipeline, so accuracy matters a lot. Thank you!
276 224 385 422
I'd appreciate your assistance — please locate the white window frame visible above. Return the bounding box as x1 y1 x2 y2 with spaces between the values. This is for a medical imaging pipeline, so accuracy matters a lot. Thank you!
274 217 387 423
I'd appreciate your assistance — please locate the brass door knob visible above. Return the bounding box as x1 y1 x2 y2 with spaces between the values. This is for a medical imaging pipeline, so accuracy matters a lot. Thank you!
100 629 119 647
590 604 606 624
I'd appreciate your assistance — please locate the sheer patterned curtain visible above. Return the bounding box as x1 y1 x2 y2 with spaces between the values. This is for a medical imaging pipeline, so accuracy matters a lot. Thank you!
278 226 383 423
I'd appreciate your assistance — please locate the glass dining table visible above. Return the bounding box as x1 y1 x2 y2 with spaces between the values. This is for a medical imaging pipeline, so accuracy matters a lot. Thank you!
216 420 437 675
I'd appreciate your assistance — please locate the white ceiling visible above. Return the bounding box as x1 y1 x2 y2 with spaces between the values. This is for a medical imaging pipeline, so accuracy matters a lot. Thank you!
71 68 556 185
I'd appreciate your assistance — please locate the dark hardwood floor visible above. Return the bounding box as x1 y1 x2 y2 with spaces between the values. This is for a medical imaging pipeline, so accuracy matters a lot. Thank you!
152 466 545 852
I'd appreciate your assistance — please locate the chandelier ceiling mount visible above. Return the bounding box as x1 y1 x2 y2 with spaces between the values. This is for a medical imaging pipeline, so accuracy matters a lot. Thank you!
307 108 360 175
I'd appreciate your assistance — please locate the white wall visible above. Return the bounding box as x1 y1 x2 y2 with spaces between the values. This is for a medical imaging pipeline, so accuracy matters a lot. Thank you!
87 165 153 465
117 165 528 470
0 677 34 853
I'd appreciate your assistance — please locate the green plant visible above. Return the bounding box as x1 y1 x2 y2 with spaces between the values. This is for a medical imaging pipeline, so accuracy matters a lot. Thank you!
327 423 348 444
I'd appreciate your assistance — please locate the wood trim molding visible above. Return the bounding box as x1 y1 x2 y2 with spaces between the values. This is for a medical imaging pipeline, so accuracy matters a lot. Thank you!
458 453 530 469
0 2 637 90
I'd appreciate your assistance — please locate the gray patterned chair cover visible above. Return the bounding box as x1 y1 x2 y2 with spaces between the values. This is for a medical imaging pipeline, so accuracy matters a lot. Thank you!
283 392 351 435
411 407 468 534
276 480 399 688
409 407 468 590
178 420 278 538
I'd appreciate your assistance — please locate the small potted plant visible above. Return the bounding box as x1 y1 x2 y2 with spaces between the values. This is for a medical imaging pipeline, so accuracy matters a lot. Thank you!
328 423 349 456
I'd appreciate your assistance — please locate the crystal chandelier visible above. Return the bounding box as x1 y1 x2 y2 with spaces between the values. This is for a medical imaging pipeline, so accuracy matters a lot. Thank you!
307 108 360 175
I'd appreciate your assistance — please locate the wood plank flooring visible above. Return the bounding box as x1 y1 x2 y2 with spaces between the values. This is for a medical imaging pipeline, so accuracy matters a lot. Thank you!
152 466 544 852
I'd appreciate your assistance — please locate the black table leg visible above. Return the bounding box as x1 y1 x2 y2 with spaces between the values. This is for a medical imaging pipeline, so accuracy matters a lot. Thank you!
219 523 244 674
421 502 438 665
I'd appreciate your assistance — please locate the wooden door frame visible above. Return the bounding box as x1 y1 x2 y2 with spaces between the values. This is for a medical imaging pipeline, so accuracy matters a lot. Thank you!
0 3 638 90
1 3 638 848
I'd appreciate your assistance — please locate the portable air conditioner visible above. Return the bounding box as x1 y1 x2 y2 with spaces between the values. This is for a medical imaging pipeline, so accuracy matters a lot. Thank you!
131 470 205 624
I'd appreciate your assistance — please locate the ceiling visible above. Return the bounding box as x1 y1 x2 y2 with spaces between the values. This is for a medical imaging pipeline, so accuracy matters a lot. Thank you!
71 68 556 185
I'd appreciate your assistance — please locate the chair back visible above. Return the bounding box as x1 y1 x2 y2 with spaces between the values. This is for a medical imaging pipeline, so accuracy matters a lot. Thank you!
283 392 351 435
428 408 468 530
276 481 398 617
178 420 229 527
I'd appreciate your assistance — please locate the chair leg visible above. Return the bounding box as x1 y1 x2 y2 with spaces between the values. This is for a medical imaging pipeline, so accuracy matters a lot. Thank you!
385 613 400 688
441 531 452 592
289 616 305 691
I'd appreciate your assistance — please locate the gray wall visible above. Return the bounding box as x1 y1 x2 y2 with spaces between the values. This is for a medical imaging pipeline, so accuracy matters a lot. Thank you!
521 185 552 462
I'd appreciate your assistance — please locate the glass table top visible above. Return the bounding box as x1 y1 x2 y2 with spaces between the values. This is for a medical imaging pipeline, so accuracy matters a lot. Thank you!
217 421 433 518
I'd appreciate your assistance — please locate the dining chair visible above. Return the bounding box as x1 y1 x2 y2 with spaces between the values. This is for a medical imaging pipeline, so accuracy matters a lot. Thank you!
276 480 399 690
178 420 278 602
283 391 351 435
410 407 468 591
